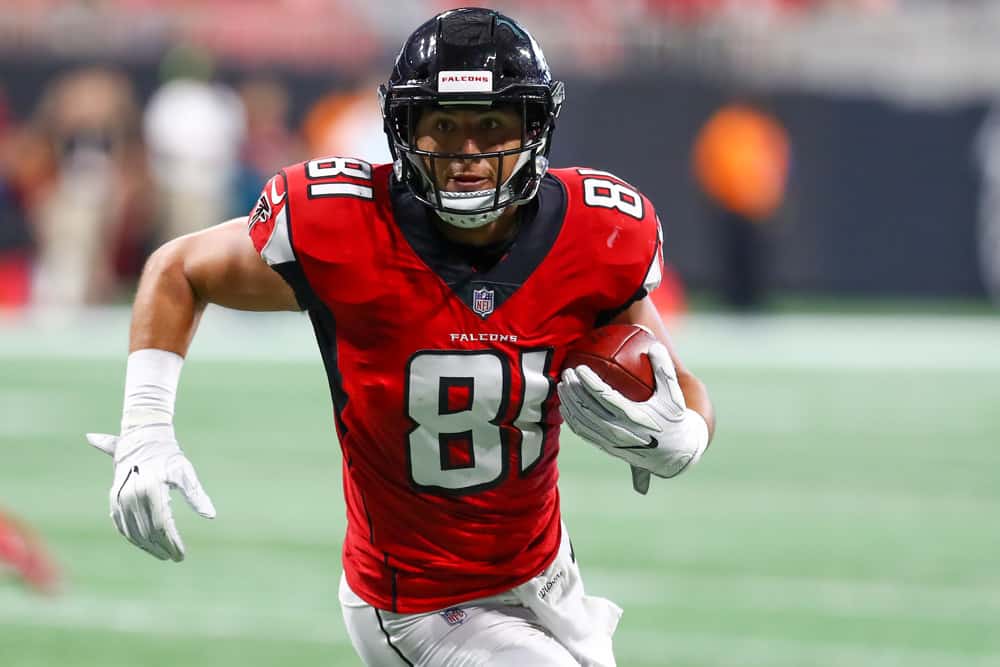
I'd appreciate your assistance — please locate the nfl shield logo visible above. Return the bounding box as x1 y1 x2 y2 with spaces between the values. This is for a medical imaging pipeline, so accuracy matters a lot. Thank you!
472 287 495 318
440 607 467 626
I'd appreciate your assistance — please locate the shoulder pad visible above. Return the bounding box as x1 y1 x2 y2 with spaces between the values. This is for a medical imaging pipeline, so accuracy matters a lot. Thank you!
549 166 663 295
282 157 390 264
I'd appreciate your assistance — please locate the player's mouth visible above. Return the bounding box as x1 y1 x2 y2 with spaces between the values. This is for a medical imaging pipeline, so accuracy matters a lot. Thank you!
447 174 493 191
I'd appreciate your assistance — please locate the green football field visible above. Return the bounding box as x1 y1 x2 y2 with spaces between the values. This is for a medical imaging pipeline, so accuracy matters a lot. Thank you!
1 310 998 666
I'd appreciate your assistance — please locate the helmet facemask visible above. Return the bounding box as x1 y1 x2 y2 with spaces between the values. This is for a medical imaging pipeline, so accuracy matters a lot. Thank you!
380 85 563 229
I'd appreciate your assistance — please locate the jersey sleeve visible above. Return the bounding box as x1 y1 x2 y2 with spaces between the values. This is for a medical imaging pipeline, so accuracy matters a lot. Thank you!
566 168 664 326
595 215 662 326
641 213 665 295
247 171 317 310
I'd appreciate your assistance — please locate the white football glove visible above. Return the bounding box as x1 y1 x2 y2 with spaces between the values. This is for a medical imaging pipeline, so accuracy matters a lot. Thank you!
558 342 709 482
86 426 215 562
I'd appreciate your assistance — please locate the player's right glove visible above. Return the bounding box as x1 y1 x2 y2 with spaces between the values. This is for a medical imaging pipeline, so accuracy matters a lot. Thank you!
86 427 215 562
85 349 215 562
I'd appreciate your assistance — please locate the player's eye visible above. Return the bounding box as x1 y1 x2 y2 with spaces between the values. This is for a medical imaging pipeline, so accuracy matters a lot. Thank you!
480 117 502 131
435 118 456 133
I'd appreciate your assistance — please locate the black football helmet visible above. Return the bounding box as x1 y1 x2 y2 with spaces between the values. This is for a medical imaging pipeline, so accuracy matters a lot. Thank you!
379 8 564 228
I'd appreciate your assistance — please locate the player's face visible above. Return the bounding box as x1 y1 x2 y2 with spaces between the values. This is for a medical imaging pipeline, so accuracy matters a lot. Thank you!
414 106 523 192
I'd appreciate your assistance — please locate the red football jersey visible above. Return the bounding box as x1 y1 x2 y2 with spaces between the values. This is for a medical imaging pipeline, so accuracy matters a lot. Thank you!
248 158 663 613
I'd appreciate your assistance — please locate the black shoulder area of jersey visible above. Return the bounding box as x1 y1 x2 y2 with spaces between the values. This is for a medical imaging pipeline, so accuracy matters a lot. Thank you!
389 174 567 318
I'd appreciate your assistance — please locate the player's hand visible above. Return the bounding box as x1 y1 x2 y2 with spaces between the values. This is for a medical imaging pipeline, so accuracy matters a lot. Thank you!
85 427 216 562
557 343 709 479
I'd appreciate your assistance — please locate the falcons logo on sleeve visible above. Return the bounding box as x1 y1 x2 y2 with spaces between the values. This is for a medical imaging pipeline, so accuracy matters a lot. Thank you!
249 194 272 228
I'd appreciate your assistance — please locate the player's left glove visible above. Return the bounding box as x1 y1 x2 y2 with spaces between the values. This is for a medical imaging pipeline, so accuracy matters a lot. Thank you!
558 342 709 480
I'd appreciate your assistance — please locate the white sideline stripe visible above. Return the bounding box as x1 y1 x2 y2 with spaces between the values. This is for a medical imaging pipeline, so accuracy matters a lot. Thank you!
2 307 1000 369
614 628 1000 667
585 568 1000 621
0 590 347 644
0 591 995 666
564 480 1000 518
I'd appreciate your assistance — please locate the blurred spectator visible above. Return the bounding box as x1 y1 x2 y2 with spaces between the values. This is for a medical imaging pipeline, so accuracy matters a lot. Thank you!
301 76 394 165
144 44 245 244
234 77 302 215
0 88 33 309
0 182 32 309
645 0 895 19
28 66 149 307
974 103 1000 304
692 100 790 309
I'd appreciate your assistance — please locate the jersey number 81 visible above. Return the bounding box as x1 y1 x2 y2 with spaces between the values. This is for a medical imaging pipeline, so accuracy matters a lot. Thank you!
406 350 552 494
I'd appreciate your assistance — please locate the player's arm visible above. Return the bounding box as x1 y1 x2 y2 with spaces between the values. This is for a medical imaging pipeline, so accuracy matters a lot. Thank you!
130 219 300 355
85 220 300 562
560 274 716 497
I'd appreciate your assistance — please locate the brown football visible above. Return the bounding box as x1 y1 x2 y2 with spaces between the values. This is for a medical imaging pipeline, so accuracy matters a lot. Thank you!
563 324 656 401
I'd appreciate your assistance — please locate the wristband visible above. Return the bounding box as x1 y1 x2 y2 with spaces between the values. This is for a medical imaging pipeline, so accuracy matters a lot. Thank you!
121 349 183 433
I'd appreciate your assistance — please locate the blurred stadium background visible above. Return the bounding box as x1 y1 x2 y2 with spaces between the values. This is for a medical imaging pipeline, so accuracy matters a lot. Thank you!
1 1 999 666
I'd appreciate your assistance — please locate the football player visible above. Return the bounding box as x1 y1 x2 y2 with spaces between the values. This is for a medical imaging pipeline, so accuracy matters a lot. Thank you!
85 8 715 666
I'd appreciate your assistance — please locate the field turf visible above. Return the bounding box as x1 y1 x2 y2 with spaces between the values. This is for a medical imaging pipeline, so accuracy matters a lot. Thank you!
1 310 998 666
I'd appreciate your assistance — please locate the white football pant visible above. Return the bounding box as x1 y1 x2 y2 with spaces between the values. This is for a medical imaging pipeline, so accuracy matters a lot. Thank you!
340 526 622 666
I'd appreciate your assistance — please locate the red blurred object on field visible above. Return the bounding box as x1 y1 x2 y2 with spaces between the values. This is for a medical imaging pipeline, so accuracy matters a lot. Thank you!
652 262 686 323
0 253 31 308
0 510 60 594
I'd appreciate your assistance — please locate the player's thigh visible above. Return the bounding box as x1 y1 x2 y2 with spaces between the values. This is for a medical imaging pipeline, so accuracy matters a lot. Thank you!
414 603 579 666
343 598 578 666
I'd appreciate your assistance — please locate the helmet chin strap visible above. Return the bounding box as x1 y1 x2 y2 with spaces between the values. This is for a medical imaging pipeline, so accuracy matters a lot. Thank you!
437 202 508 229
